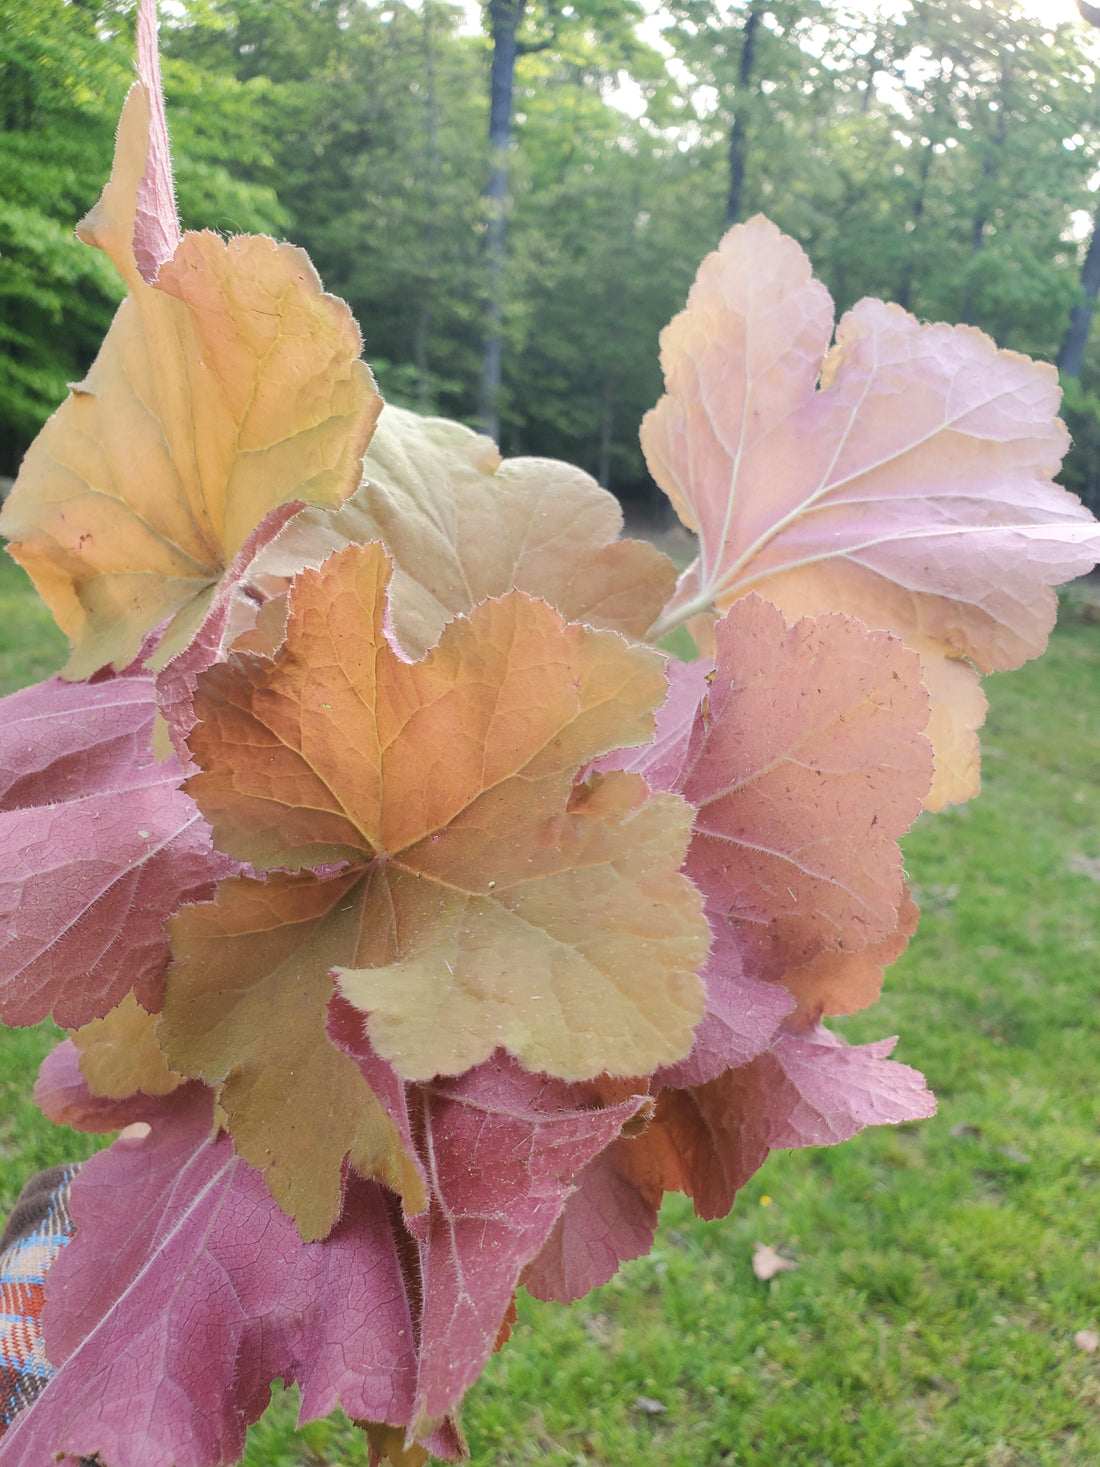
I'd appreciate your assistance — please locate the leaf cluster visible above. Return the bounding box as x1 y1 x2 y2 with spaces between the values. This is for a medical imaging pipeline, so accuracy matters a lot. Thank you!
0 17 1098 1467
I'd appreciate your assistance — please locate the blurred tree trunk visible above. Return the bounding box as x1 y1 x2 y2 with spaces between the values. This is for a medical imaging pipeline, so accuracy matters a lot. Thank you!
1058 211 1100 379
478 0 525 441
725 0 760 227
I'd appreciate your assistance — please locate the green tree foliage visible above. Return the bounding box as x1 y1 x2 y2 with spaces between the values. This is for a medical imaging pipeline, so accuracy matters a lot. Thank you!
162 0 488 418
0 0 129 474
0 0 284 476
7 0 1100 499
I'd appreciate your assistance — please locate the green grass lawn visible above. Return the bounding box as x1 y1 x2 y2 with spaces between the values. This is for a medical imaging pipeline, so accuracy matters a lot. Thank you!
2 554 1098 1466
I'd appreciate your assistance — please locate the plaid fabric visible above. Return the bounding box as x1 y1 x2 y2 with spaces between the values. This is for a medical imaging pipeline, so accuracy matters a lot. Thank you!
0 1164 80 1435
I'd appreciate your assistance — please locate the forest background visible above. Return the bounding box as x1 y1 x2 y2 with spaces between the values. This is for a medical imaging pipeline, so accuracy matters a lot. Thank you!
6 0 1100 516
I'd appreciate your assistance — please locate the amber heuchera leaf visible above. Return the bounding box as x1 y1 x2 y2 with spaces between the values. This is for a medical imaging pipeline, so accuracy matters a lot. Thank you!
72 991 184 1100
0 79 380 678
329 404 677 657
0 668 237 1028
179 540 707 1090
644 217 1100 805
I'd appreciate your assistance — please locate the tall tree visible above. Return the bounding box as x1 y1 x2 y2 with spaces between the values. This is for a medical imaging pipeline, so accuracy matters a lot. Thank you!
475 0 652 440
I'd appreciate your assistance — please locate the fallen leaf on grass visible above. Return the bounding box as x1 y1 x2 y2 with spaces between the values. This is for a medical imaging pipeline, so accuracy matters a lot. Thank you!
996 1145 1031 1164
1067 853 1100 882
634 1396 668 1415
752 1242 797 1281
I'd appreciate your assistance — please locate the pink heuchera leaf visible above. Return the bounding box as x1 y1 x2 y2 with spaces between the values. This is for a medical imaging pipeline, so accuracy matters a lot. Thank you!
0 670 237 1027
407 1061 644 1425
334 1014 646 1425
646 216 1098 651
612 595 931 1019
133 0 181 283
644 217 1100 805
526 1023 936 1304
522 1122 668 1304
656 922 795 1088
668 1026 934 1222
676 598 931 985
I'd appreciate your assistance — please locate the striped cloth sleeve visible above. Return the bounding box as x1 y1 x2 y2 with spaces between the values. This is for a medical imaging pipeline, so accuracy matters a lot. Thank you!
0 1164 80 1436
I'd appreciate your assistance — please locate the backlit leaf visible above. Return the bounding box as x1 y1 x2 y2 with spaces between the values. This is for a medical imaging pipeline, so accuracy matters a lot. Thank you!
238 404 677 660
0 83 380 678
644 217 1100 802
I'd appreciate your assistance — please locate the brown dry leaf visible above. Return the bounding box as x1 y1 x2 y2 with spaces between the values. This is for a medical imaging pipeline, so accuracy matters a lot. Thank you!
0 83 380 678
752 1242 797 1281
72 991 183 1099
236 403 677 659
1068 853 1100 882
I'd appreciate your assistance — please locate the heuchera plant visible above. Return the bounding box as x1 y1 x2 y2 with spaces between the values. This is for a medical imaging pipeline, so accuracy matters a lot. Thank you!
3 6 1100 1464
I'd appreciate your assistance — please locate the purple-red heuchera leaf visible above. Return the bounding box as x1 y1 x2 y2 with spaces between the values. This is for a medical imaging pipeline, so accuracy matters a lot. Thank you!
525 1023 936 1305
0 668 237 1028
0 1082 431 1467
4 1047 644 1467
405 1059 644 1425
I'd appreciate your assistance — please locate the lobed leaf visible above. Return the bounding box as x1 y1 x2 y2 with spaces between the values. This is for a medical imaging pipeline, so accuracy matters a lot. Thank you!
0 82 380 678
164 870 428 1240
525 1024 935 1305
179 540 707 1090
644 216 1100 804
401 1059 645 1426
0 1085 427 1467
